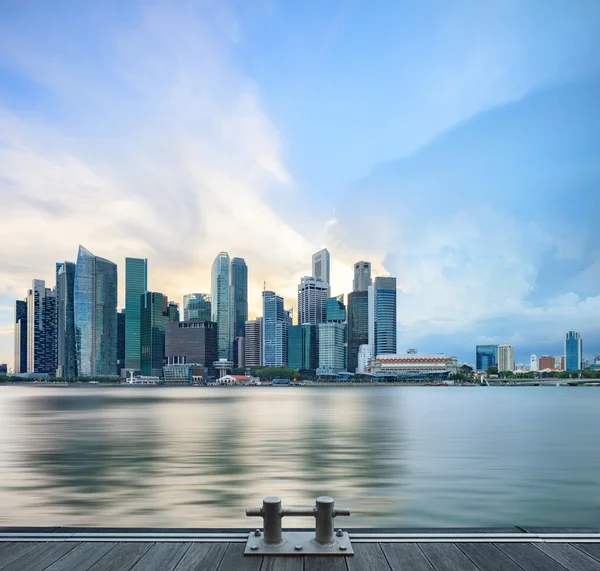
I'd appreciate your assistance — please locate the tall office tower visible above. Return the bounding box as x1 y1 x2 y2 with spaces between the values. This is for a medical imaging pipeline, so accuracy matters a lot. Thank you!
211 252 232 360
57 262 77 378
347 291 369 372
373 276 397 355
353 261 372 292
14 300 27 374
497 344 515 373
140 292 168 377
125 257 147 372
74 245 118 377
183 293 211 321
26 280 57 374
244 318 263 367
230 258 248 338
297 277 329 325
565 331 582 371
326 295 346 322
116 310 125 376
317 323 346 374
165 321 218 376
476 345 498 370
312 248 331 290
167 301 180 322
288 324 317 371
262 291 291 367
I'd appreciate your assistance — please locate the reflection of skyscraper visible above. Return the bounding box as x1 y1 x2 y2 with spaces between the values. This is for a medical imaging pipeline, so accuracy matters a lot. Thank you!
125 257 147 371
75 245 118 377
373 276 397 355
565 331 582 371
312 248 330 291
27 279 57 374
14 299 27 374
262 291 291 367
141 292 168 377
57 262 77 378
298 277 328 325
211 252 232 360
183 293 211 321
353 261 372 292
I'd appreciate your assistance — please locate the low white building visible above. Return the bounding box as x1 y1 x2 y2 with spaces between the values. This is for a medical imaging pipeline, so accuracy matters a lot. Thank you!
367 353 458 379
357 344 373 374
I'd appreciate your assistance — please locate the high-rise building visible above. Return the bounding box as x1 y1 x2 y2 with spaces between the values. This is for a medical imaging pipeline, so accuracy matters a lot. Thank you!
497 344 515 373
353 261 372 292
211 252 232 360
183 293 211 321
165 320 218 376
74 246 118 377
357 344 373 374
125 257 147 372
167 301 180 322
476 345 498 370
27 279 57 374
538 355 555 370
317 323 346 375
230 257 248 338
14 299 27 374
116 310 125 376
262 291 291 367
312 248 331 290
57 262 77 378
373 276 397 355
565 331 582 371
244 318 263 367
326 295 346 322
288 324 317 371
140 292 168 377
297 277 328 325
347 291 368 372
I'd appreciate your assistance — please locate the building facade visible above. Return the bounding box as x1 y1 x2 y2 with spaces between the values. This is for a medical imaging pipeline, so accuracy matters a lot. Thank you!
74 246 118 377
475 345 498 370
125 257 147 372
353 261 372 292
326 295 346 322
312 248 331 290
230 257 248 338
117 310 125 377
14 299 27 374
140 292 169 377
357 344 373 374
183 293 211 322
529 354 538 372
317 322 346 375
211 252 232 360
165 320 218 376
347 291 368 373
373 276 397 355
262 291 291 367
297 277 328 326
27 279 57 374
244 318 263 367
367 353 458 379
538 355 555 370
167 301 180 322
288 323 317 371
497 344 515 373
565 331 582 371
57 262 77 378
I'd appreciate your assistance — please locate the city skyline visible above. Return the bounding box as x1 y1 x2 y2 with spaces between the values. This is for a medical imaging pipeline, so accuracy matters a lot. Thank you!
1 2 599 366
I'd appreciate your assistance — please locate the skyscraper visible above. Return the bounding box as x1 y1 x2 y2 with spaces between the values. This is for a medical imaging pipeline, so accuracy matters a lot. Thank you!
57 261 77 378
116 310 125 377
262 290 291 367
565 331 582 371
497 344 515 373
326 295 346 323
74 245 118 377
476 345 498 370
183 293 211 321
353 261 372 292
27 279 57 374
230 257 248 338
244 318 263 367
373 276 397 355
14 299 27 374
297 277 328 325
317 294 347 374
312 248 331 291
211 252 232 360
140 292 168 377
165 320 218 376
167 301 180 322
125 257 147 372
288 324 317 371
347 291 369 372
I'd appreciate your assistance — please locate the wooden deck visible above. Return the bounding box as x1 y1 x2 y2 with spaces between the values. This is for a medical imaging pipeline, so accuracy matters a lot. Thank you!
1 528 599 571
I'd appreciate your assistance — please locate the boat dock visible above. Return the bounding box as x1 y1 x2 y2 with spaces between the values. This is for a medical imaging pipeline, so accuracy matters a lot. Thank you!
1 527 600 571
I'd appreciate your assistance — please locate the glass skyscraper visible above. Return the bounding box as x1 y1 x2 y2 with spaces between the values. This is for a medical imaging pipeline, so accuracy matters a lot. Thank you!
565 331 582 371
476 345 498 370
374 276 397 355
211 252 232 360
125 257 147 371
230 257 248 339
288 324 316 371
326 295 346 322
14 299 27 374
347 290 368 372
183 293 211 321
57 261 77 378
262 290 291 367
74 245 118 377
140 292 168 377
27 279 57 374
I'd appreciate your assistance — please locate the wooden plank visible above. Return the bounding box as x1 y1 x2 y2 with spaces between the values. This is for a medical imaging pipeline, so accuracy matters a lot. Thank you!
347 543 390 571
535 542 600 571
494 543 569 571
419 543 480 571
304 555 348 571
43 542 117 571
379 543 434 571
130 542 191 571
86 542 153 571
0 542 44 569
573 544 600 563
0 541 79 571
457 542 527 571
216 543 262 571
260 556 303 571
174 543 227 571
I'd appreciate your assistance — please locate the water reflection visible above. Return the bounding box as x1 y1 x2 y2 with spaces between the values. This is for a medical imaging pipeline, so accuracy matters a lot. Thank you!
1 386 599 527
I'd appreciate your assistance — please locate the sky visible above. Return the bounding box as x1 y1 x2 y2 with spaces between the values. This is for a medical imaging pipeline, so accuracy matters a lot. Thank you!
1 0 599 368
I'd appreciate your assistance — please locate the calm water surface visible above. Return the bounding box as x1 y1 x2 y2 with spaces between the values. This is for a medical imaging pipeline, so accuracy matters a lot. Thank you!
0 386 599 528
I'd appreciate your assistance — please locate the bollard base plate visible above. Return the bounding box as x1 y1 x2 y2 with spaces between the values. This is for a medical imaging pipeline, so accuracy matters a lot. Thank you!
244 531 353 556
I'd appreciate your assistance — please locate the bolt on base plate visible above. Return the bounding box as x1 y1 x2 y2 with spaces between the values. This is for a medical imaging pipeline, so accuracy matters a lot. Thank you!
244 531 354 556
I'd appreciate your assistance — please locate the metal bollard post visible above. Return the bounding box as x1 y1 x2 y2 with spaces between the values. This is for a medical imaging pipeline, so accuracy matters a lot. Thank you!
245 496 284 545
314 496 352 545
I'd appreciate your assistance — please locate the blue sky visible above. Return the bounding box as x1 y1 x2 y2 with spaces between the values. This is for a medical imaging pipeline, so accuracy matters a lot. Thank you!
1 0 599 367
